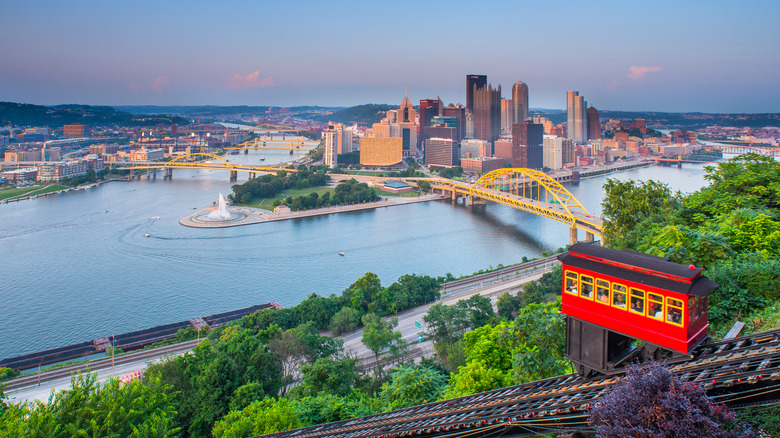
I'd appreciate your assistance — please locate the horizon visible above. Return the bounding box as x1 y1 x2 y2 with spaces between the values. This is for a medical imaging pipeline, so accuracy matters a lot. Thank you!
2 1 779 113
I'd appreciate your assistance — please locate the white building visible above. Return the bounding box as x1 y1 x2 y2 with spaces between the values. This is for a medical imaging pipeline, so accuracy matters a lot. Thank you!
322 128 338 168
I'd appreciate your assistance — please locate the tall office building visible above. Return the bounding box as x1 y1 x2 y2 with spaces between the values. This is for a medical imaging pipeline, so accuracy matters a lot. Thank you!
322 127 338 168
512 82 529 123
473 84 502 144
398 96 418 156
418 98 443 149
501 99 514 131
466 74 487 113
511 121 543 169
566 91 587 144
587 106 601 140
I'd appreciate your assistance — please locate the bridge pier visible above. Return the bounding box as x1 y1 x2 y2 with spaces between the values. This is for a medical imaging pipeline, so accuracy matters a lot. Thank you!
163 168 172 179
230 170 238 182
585 232 594 243
244 148 248 154
569 227 578 246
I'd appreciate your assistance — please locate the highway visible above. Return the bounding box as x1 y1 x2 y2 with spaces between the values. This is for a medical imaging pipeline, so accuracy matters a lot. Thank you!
4 258 558 404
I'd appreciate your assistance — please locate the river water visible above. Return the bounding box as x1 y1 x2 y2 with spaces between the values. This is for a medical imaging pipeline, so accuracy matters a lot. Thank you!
0 150 715 360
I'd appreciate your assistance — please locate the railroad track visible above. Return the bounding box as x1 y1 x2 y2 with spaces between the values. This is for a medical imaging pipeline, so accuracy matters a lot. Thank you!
261 328 780 438
3 339 199 391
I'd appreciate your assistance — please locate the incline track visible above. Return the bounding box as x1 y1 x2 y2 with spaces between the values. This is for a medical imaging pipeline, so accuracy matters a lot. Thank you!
261 329 780 438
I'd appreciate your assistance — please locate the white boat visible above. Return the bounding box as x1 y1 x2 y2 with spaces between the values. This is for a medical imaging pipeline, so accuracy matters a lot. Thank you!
338 251 345 256
144 234 150 237
151 215 160 220
104 209 109 213
259 156 265 161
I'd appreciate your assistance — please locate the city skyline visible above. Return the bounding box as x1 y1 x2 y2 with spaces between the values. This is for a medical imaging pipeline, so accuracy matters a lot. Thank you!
1 0 779 113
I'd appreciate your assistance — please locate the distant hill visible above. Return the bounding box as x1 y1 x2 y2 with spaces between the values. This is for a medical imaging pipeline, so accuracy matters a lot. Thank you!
596 111 780 129
312 104 395 126
0 102 189 127
531 109 780 129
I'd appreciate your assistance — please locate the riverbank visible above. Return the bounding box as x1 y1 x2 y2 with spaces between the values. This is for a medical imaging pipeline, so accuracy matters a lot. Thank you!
179 193 446 228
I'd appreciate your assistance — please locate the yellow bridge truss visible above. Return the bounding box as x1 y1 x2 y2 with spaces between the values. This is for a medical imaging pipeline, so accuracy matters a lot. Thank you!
226 137 320 151
426 168 602 238
114 152 294 175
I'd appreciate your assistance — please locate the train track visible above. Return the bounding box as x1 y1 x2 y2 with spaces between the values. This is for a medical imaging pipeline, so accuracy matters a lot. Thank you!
261 328 780 438
3 339 199 391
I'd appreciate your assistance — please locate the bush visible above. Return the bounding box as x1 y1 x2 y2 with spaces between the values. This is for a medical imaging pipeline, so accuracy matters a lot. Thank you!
589 362 754 438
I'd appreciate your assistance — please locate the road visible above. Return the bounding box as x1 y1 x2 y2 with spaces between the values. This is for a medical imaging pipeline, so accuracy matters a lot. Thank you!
340 262 556 366
4 259 558 404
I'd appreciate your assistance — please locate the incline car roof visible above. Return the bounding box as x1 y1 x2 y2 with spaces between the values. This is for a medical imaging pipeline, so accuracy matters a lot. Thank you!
558 243 718 296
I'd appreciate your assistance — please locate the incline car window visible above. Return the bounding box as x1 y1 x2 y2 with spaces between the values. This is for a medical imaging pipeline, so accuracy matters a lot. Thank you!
612 283 627 310
630 288 645 315
667 297 684 326
596 279 610 305
565 271 578 295
580 275 594 300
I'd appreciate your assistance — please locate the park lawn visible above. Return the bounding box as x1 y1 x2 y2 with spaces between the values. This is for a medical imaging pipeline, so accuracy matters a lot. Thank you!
244 186 336 210
0 184 69 201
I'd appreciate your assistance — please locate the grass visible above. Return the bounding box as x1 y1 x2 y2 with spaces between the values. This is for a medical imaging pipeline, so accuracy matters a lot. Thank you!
240 186 336 210
237 185 422 210
0 184 70 201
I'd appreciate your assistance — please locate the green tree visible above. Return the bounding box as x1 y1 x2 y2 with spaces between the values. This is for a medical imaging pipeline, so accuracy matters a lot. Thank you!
0 372 179 438
212 397 300 438
329 306 361 335
380 364 448 410
417 180 431 193
601 178 677 248
361 313 406 378
343 272 383 314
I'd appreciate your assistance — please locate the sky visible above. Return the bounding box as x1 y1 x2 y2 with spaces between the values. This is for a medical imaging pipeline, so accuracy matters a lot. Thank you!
1 0 779 112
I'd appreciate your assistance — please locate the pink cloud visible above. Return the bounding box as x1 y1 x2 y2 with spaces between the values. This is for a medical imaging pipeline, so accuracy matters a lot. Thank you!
607 66 663 92
126 81 143 94
627 66 663 80
229 70 275 89
151 75 170 93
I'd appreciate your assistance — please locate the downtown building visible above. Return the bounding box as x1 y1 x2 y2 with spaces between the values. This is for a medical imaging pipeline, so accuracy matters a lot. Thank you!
424 137 459 168
543 135 575 170
472 84 502 145
566 91 588 144
512 82 529 124
511 120 544 169
322 127 338 168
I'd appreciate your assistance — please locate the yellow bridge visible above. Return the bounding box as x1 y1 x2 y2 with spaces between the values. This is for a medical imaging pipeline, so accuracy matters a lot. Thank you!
417 168 602 244
111 153 294 181
225 137 320 152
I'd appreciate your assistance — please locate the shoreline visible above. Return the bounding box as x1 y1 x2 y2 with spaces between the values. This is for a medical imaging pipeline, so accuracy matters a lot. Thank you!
179 193 446 228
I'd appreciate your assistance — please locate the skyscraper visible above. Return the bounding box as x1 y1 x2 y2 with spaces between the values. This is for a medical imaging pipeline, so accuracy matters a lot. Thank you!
398 95 417 156
511 120 543 169
466 74 487 113
473 84 502 144
512 82 529 123
418 97 443 149
587 106 601 140
566 91 587 144
322 126 337 168
501 98 514 131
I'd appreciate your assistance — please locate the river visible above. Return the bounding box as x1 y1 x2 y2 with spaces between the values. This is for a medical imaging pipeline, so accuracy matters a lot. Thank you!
0 150 715 360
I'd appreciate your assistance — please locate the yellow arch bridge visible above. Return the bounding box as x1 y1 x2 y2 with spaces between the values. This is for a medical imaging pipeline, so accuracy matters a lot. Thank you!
111 153 295 182
420 168 602 244
225 137 320 153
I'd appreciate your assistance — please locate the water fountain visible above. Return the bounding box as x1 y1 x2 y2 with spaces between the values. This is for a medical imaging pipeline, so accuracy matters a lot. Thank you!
207 193 232 220
188 193 247 225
